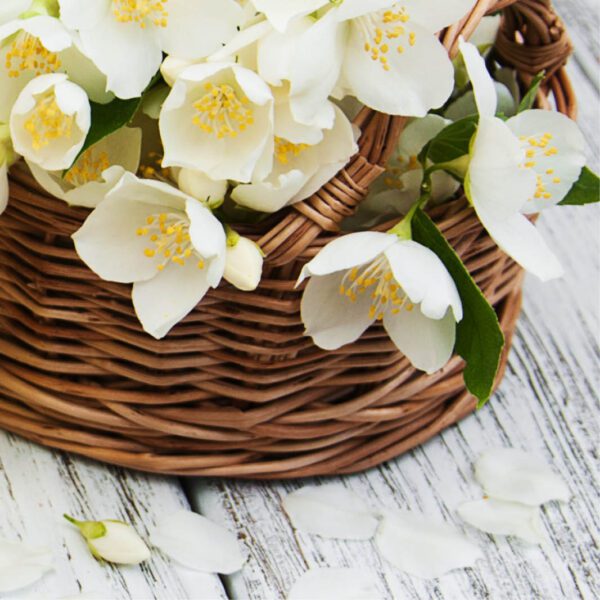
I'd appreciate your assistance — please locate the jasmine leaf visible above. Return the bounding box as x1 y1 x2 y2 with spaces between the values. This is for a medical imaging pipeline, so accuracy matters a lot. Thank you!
559 167 600 206
518 71 545 113
421 116 478 166
412 210 504 406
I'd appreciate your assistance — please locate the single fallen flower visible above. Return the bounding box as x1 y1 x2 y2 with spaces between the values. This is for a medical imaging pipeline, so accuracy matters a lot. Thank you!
282 484 379 540
150 509 245 574
474 448 571 506
288 568 382 600
0 538 54 593
375 510 483 579
64 514 150 565
457 498 547 545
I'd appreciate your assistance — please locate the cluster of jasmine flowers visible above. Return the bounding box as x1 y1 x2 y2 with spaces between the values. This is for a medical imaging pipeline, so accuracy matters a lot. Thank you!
0 0 595 387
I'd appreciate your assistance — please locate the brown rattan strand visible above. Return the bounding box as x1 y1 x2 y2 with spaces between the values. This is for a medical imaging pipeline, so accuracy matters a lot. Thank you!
0 0 575 478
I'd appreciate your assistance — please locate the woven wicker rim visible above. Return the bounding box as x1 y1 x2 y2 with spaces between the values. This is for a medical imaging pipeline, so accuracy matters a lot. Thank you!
0 0 576 478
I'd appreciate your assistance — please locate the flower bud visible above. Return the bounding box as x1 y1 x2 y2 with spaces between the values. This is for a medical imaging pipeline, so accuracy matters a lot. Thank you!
64 515 150 565
178 168 227 208
224 236 263 292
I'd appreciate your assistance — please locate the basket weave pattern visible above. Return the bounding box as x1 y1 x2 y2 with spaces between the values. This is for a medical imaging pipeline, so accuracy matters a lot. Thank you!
0 0 575 477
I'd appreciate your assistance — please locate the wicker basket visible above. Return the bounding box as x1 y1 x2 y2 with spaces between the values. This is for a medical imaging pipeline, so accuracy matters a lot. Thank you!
0 0 575 478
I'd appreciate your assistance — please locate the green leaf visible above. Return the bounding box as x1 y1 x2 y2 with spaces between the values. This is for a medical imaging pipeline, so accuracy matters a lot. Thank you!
559 167 600 206
412 210 505 406
423 116 478 165
518 71 545 113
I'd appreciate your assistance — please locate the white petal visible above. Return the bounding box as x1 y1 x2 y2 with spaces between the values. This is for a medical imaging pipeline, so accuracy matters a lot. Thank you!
159 0 243 59
475 448 571 506
301 272 375 350
58 0 108 30
458 38 497 118
0 163 8 215
476 209 564 282
506 110 586 212
299 232 396 282
0 539 54 593
77 12 162 99
405 0 477 33
375 510 483 579
0 0 29 24
383 306 457 374
343 20 454 117
457 499 546 544
253 0 326 32
132 259 211 339
150 510 245 574
467 117 535 221
232 170 308 213
178 169 228 203
283 485 379 540
384 240 463 321
288 568 382 600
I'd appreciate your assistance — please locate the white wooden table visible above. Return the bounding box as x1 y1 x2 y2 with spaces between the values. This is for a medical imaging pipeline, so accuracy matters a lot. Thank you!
1 2 598 599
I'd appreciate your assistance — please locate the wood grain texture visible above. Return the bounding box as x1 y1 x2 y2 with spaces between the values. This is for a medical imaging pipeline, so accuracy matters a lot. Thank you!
0 432 227 600
189 1 600 598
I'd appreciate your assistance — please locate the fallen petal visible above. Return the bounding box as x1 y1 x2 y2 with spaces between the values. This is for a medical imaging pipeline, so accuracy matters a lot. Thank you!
475 448 570 506
282 485 379 540
375 510 483 579
457 498 546 544
150 510 245 574
0 539 53 593
288 568 382 600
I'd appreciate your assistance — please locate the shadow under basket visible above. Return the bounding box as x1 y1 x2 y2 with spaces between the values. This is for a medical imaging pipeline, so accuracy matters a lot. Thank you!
0 0 575 478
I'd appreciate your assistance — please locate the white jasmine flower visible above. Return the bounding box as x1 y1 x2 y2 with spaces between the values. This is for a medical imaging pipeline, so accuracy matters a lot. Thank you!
58 0 244 99
150 510 245 574
345 115 459 230
73 173 226 339
232 98 357 213
160 63 274 183
255 0 477 126
10 73 91 171
282 485 379 540
460 39 586 281
468 15 501 51
457 498 547 545
0 539 54 593
288 568 382 600
299 232 463 374
474 448 570 506
224 235 264 292
0 15 112 121
375 510 483 579
64 514 150 565
27 126 142 207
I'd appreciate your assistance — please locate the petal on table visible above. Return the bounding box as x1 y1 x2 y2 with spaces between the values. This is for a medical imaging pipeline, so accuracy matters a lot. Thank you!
475 448 571 506
283 485 379 540
150 510 245 574
375 510 483 579
457 498 547 544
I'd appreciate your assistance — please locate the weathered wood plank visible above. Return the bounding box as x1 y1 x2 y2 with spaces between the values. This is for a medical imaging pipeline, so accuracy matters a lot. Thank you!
190 3 600 598
0 433 227 600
